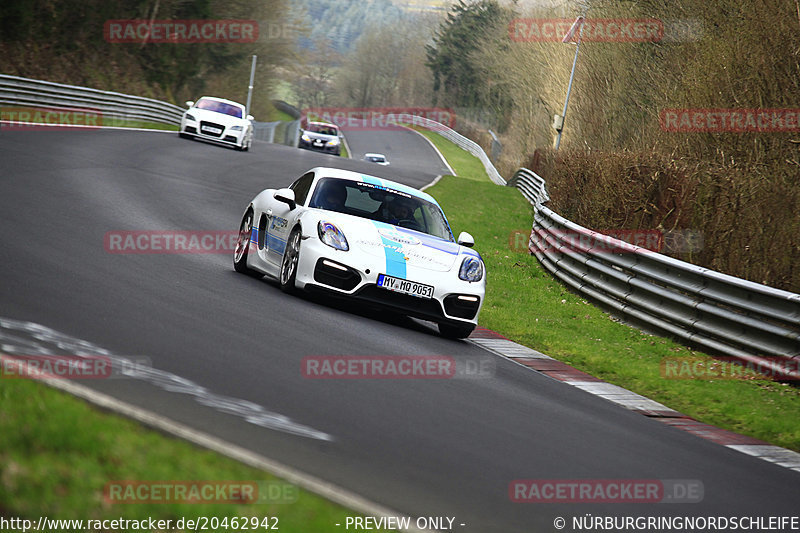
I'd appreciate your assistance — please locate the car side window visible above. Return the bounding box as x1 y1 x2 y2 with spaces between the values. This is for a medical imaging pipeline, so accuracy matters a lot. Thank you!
290 172 314 206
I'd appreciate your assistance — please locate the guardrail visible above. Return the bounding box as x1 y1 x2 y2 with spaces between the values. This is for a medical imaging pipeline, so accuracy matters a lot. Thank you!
509 168 800 381
0 74 184 125
392 113 506 186
0 74 301 146
252 119 300 146
271 99 301 120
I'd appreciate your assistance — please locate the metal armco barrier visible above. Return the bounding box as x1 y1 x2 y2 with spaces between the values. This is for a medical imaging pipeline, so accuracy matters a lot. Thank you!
0 74 301 146
391 114 506 186
0 74 184 125
509 168 800 380
252 119 300 146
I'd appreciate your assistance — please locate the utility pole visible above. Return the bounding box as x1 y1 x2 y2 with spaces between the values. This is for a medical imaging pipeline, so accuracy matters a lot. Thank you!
554 11 587 150
245 55 257 116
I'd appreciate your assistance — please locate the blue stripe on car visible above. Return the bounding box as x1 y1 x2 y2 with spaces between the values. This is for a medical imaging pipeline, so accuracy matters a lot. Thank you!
372 221 407 279
267 234 287 256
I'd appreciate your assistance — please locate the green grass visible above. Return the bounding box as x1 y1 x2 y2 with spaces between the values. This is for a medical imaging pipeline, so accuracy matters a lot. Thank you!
264 107 296 123
414 127 800 452
0 377 385 530
407 126 484 182
100 118 179 131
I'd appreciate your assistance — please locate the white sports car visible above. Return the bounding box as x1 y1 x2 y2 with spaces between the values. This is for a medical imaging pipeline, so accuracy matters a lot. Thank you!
179 96 254 151
233 167 485 338
364 153 390 166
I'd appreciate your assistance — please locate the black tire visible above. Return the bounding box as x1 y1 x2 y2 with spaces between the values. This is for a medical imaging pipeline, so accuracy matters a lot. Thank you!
233 210 262 277
279 227 302 293
179 132 193 139
438 322 475 339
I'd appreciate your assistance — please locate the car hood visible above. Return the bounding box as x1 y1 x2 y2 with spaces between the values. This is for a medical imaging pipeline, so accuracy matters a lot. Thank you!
188 108 247 126
322 214 468 273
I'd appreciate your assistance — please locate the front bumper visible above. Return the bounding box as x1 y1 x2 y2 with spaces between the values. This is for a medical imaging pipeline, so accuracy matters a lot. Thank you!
299 139 340 154
181 118 245 146
295 237 484 326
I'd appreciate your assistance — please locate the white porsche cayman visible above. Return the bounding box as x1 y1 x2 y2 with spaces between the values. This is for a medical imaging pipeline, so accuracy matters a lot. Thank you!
179 96 253 151
233 167 485 338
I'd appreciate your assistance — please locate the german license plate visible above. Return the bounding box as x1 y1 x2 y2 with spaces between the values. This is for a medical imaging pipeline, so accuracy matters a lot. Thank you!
201 125 222 134
377 274 434 299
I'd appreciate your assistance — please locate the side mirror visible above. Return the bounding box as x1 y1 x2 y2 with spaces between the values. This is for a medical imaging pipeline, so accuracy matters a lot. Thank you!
246 114 254 121
274 188 296 210
185 100 194 108
457 232 475 248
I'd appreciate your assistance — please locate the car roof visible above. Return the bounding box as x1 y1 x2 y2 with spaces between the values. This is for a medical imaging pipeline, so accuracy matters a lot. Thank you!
307 167 439 206
196 96 245 109
364 153 386 158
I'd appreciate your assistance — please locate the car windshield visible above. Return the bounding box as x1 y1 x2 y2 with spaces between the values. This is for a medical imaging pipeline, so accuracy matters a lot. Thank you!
308 178 453 241
307 124 338 136
367 156 386 162
195 99 243 119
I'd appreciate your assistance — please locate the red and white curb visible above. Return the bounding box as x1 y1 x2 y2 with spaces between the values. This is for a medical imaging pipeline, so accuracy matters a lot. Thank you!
468 327 800 474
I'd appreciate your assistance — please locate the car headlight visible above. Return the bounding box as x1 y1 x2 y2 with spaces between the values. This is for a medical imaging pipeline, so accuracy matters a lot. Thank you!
230 125 243 131
459 256 484 282
185 113 196 121
301 133 311 142
318 221 349 251
326 138 340 146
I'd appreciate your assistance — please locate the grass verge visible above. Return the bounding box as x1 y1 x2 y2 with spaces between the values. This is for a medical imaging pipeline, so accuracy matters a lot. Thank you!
412 127 800 452
100 118 179 131
0 376 381 530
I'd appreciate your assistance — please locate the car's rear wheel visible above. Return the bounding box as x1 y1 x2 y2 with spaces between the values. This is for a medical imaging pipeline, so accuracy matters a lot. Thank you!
233 210 262 277
438 322 475 339
280 227 302 293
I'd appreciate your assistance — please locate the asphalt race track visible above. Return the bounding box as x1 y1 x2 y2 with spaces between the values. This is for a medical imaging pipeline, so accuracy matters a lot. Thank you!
340 125 453 178
1 128 799 532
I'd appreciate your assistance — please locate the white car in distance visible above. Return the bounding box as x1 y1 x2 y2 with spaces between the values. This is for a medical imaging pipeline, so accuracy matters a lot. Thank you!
180 96 254 151
364 153 390 166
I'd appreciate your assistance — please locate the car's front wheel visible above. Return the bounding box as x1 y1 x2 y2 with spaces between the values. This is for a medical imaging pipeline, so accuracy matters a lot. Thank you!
233 210 262 277
438 322 475 339
179 131 193 139
280 227 302 293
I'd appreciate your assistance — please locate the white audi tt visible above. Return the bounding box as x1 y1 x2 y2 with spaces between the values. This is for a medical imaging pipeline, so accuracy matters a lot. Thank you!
179 96 253 151
233 167 485 338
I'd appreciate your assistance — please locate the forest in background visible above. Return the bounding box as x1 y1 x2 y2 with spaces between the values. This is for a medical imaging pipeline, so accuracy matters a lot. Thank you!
418 0 800 292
